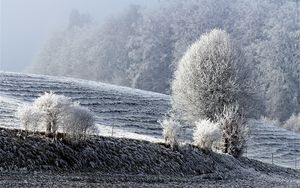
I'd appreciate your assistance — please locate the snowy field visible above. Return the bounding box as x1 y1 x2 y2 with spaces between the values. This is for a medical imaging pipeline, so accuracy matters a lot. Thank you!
0 72 299 169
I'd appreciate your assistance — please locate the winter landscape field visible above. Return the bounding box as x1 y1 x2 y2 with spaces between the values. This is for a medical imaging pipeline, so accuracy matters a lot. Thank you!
1 0 300 187
0 72 299 187
0 72 299 169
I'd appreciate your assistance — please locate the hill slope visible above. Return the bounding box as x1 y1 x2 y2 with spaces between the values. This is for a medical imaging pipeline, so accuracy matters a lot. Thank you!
0 127 299 187
0 72 169 141
0 72 299 169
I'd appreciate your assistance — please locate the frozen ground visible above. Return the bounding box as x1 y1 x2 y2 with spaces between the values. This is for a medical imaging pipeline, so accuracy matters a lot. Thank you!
0 72 299 169
0 128 299 188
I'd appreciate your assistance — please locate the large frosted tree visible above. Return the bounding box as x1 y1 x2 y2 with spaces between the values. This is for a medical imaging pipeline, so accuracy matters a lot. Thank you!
171 29 253 123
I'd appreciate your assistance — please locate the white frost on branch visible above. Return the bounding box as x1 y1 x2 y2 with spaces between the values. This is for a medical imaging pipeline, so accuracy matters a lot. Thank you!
32 92 73 134
16 105 42 132
193 119 221 151
218 104 248 157
282 113 300 133
172 29 251 123
159 116 179 150
62 105 97 141
16 92 97 141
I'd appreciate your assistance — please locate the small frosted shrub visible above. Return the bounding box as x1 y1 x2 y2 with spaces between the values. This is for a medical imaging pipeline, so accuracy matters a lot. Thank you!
218 104 248 157
159 117 179 150
283 114 300 133
193 119 221 151
259 116 280 127
33 91 72 134
62 105 97 141
16 105 42 132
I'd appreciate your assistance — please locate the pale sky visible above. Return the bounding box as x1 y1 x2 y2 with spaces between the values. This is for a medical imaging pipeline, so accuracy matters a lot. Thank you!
0 0 158 72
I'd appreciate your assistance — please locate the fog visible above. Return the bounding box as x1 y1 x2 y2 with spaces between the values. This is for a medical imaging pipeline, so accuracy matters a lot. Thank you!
0 0 158 72
1 0 299 124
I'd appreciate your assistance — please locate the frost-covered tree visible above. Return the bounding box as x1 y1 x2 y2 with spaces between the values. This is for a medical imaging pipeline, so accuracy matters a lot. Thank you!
283 113 300 133
126 9 173 93
33 92 72 134
249 1 300 121
193 119 221 151
16 105 42 132
218 104 248 157
62 105 97 141
159 116 179 150
257 29 300 121
172 29 253 123
262 68 299 122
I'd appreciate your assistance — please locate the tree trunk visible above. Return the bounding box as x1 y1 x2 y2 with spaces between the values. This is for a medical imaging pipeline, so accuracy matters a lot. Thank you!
46 121 51 135
223 137 229 154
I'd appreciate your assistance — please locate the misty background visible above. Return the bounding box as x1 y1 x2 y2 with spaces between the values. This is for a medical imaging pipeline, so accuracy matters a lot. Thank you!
0 0 299 124
0 0 158 71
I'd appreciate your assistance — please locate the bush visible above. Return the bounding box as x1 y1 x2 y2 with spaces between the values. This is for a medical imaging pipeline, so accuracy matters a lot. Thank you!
283 114 300 133
193 119 221 151
16 105 42 132
259 116 280 127
159 116 179 150
62 105 97 141
218 104 248 157
32 91 73 134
